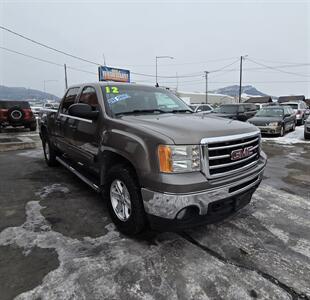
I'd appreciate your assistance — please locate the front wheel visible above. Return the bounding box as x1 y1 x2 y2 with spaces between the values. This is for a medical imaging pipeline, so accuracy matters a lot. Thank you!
104 164 146 235
279 125 284 137
42 136 58 167
291 122 296 131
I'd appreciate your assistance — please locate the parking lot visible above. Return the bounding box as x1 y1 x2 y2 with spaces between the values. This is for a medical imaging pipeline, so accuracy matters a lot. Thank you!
0 128 309 300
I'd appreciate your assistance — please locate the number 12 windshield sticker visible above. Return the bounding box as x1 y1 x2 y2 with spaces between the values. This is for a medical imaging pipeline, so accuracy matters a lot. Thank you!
105 86 119 94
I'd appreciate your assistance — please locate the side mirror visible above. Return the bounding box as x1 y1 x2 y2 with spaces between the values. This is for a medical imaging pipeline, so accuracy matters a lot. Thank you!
68 103 99 120
284 114 290 118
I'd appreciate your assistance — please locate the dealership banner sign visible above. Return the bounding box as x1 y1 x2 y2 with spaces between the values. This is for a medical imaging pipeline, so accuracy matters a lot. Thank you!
98 66 130 83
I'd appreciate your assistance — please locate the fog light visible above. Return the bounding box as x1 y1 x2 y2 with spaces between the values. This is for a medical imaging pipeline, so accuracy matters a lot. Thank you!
176 206 199 220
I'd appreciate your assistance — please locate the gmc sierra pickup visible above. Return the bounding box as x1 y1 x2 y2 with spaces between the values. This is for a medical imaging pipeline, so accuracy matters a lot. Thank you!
39 83 267 235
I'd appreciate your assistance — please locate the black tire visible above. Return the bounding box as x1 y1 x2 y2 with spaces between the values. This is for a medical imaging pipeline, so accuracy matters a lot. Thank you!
29 123 37 131
104 164 146 235
42 134 58 167
305 132 310 140
291 122 296 132
279 125 284 137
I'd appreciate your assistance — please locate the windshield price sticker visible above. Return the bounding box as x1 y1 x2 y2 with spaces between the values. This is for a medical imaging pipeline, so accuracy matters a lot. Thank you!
108 94 130 105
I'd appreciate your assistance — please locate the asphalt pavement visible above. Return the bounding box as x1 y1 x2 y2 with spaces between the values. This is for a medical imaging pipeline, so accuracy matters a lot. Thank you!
0 131 309 300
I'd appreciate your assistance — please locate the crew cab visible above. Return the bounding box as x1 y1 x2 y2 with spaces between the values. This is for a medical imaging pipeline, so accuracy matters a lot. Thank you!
39 83 267 235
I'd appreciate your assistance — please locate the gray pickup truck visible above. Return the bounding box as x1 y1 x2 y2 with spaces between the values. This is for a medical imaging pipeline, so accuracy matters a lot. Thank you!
39 82 267 235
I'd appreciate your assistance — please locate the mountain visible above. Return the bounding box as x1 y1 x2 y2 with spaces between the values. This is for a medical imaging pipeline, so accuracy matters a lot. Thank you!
0 85 60 101
211 85 268 98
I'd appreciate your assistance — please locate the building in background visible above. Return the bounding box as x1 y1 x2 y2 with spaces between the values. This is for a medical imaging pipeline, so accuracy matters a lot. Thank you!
244 96 273 104
175 91 236 105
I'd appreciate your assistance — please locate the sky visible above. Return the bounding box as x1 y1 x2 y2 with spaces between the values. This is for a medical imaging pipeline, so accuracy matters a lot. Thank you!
0 0 309 98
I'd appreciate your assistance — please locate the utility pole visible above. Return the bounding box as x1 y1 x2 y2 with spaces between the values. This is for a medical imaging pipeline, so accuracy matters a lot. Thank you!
239 55 248 103
64 64 68 89
205 71 209 103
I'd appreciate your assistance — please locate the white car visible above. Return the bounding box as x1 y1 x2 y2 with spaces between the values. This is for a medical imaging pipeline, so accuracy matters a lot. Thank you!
280 101 308 125
189 104 213 113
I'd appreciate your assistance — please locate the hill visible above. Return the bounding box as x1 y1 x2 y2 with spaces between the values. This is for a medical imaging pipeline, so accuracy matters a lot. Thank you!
0 85 60 101
212 85 268 98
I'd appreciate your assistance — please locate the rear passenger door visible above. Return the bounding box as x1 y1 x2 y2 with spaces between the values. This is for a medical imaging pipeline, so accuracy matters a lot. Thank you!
56 87 80 154
72 86 102 171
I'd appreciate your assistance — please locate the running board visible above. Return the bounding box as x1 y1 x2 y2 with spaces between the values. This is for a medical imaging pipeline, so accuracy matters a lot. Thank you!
56 157 100 192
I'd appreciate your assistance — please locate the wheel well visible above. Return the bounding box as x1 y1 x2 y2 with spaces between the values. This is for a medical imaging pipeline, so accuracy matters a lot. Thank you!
100 151 139 187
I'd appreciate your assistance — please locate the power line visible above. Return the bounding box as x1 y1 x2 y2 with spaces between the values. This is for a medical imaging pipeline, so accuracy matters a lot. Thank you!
0 25 100 66
0 46 98 75
246 58 310 78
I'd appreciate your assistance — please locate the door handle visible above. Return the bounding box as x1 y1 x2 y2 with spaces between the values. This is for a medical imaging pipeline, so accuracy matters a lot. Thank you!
69 124 77 129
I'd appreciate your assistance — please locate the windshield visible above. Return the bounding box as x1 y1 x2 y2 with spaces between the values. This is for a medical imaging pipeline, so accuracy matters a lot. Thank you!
102 85 191 116
282 103 298 110
256 108 283 117
217 105 238 114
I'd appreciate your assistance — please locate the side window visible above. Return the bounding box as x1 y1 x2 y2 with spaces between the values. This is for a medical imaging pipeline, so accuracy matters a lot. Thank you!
201 105 211 112
79 86 100 111
60 87 79 114
238 105 245 113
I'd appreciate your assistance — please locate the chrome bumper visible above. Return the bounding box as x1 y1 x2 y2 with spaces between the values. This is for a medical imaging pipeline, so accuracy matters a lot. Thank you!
257 125 281 134
141 168 264 220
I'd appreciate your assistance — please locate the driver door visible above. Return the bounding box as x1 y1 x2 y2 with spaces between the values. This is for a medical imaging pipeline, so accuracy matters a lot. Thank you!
72 86 102 172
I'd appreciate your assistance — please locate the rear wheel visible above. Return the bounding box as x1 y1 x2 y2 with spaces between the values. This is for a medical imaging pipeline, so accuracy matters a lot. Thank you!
42 134 58 167
104 164 146 235
29 123 37 131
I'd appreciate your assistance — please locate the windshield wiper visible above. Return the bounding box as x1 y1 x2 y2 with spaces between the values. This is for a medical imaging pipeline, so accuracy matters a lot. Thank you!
115 109 167 116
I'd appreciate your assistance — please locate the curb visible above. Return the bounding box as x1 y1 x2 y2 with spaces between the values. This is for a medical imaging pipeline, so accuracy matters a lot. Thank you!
0 137 37 152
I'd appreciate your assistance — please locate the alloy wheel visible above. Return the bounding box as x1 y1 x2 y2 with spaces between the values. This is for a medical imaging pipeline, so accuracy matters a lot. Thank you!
110 179 132 221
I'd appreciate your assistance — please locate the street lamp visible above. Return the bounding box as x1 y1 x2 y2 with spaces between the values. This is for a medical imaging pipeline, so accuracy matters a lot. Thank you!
238 55 248 103
155 56 174 86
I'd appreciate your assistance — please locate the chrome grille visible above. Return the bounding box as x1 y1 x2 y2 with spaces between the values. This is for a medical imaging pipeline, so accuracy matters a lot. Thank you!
202 132 261 179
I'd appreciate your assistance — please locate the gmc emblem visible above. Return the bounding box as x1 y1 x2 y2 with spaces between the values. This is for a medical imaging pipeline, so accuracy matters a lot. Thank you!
231 146 254 161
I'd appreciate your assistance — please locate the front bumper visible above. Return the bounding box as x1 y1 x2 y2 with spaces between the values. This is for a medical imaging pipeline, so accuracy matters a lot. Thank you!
142 155 266 230
256 125 281 135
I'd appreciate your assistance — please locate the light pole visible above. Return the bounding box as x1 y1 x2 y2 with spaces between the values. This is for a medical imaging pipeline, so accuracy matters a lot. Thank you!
204 71 209 104
155 56 174 87
239 55 248 103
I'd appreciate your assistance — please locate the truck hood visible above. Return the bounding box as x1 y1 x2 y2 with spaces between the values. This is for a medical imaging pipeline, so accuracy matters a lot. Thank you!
119 113 258 144
248 116 282 126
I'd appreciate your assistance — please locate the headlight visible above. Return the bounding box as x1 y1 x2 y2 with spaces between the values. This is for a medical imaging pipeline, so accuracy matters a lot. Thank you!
158 145 201 173
268 122 279 126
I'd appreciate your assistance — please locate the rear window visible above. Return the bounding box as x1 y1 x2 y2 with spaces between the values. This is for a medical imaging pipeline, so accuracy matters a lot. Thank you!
0 101 30 109
281 103 298 109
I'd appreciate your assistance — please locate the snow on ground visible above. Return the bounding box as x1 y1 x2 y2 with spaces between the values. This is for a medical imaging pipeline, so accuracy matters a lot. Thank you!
262 126 310 145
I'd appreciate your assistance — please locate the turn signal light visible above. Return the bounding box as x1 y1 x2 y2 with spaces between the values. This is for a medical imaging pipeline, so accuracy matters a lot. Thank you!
158 145 172 173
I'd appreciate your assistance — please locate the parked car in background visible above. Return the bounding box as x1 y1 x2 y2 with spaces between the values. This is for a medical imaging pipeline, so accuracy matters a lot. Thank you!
189 104 213 113
43 102 60 110
248 106 295 136
211 103 257 121
0 100 37 131
280 101 308 125
304 117 310 140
